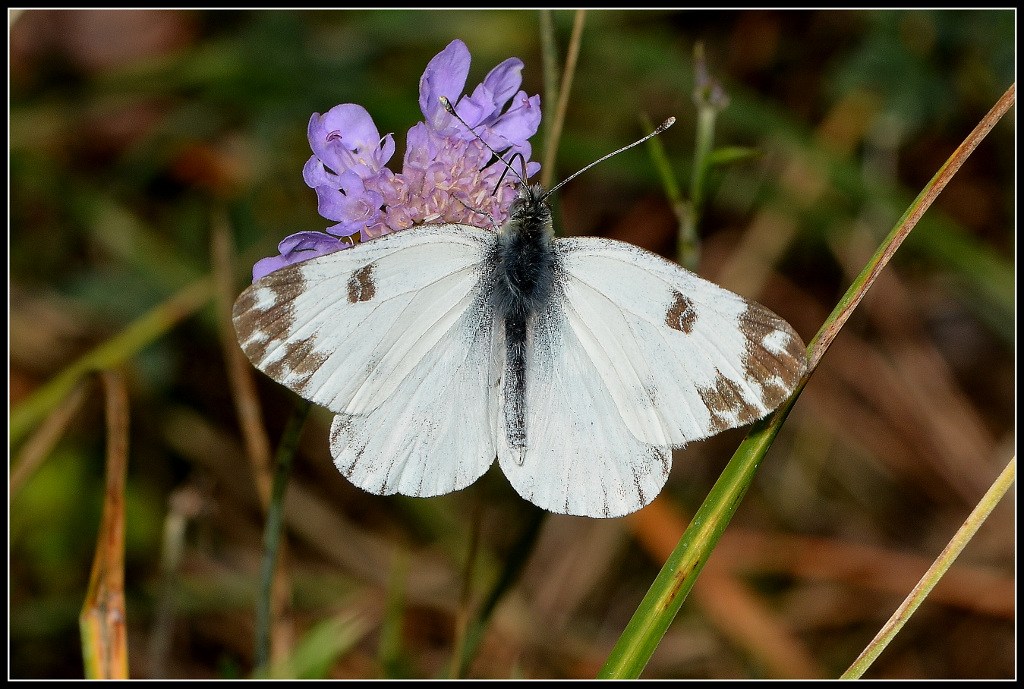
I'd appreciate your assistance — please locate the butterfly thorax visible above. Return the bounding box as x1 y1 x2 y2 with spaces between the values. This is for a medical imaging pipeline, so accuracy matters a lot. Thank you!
490 184 557 322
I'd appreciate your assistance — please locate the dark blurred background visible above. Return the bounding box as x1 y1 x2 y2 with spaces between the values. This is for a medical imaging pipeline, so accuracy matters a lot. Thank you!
9 9 1015 679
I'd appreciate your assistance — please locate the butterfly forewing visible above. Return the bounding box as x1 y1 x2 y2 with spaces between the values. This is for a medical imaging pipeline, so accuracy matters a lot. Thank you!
555 237 806 445
233 224 503 496
234 225 490 412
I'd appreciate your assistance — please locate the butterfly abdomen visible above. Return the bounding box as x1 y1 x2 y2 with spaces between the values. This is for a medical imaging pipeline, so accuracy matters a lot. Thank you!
489 185 558 460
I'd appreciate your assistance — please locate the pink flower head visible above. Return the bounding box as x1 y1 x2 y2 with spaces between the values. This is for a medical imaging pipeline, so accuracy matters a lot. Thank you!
252 39 541 281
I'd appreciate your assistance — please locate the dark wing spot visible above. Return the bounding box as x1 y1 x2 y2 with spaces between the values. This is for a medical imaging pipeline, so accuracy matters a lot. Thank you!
697 370 762 434
331 416 358 478
347 264 376 303
696 304 806 434
262 335 329 393
331 414 376 481
633 475 646 512
738 303 806 408
652 445 671 477
232 267 307 366
642 380 660 409
665 291 697 334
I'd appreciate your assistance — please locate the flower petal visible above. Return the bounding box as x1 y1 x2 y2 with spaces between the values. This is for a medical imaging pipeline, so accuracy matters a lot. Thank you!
308 103 394 177
251 231 349 281
484 92 542 152
419 39 471 131
473 57 525 120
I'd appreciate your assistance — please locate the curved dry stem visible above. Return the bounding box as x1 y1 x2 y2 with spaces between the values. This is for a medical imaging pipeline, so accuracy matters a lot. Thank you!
79 370 130 679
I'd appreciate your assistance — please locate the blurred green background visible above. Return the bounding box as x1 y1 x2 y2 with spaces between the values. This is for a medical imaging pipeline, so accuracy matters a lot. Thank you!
9 9 1015 679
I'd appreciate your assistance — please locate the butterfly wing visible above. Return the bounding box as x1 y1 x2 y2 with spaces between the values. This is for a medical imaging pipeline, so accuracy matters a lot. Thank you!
496 298 673 518
499 236 806 518
233 224 502 497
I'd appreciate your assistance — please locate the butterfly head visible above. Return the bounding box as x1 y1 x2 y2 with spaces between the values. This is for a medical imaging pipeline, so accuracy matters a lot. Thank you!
503 183 553 240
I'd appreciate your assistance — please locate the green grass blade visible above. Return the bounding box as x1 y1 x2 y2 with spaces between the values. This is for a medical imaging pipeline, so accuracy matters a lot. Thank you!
10 278 214 447
254 398 310 672
598 81 1015 680
841 456 1016 679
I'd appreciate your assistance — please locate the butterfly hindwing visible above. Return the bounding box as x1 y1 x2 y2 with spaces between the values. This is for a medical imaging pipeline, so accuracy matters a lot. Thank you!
497 297 672 518
233 224 502 496
329 295 503 497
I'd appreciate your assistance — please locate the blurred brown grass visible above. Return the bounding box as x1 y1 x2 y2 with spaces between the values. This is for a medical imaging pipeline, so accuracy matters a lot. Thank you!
9 9 1015 679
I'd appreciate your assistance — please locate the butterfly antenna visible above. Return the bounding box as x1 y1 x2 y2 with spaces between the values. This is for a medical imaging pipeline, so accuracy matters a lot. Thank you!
543 117 676 200
495 151 529 192
440 96 528 186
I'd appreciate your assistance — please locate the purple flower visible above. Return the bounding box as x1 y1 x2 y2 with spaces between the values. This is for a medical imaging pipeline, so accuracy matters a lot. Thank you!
252 232 351 282
252 39 541 281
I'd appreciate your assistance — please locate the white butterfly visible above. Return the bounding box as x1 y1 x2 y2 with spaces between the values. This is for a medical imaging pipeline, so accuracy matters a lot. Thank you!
233 178 807 518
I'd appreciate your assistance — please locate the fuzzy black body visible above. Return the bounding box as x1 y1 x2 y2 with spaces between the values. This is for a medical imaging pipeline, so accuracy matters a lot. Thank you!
487 184 558 459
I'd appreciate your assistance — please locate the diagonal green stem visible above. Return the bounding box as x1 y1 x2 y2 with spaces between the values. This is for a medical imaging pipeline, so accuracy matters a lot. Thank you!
254 398 310 672
598 392 801 678
598 81 1014 680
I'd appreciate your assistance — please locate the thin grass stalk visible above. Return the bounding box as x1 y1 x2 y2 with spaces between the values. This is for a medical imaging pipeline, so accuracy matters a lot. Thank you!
451 506 546 678
254 398 310 673
377 550 411 677
213 211 275 507
643 113 683 209
446 502 483 679
10 376 92 497
147 487 204 678
841 456 1016 679
598 81 1015 680
214 210 298 664
10 277 214 446
680 42 729 271
538 10 560 152
641 114 690 271
79 370 130 679
540 9 585 189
